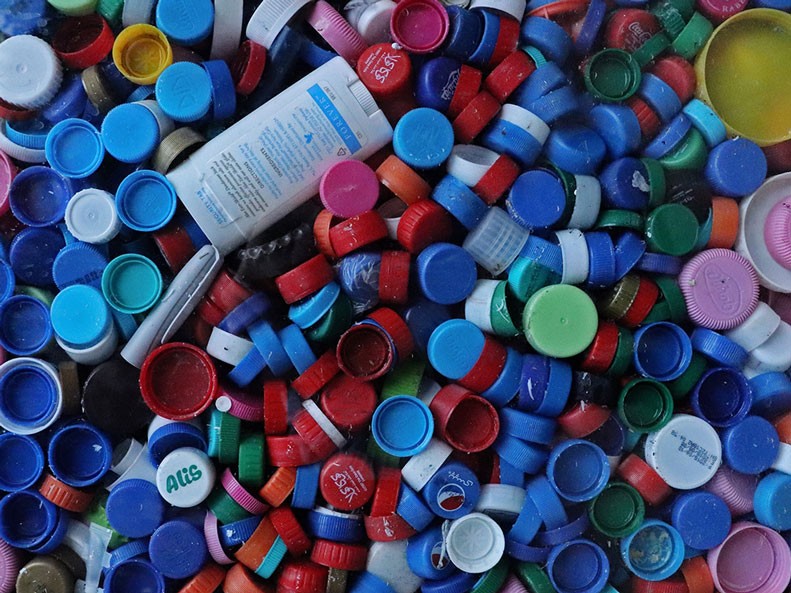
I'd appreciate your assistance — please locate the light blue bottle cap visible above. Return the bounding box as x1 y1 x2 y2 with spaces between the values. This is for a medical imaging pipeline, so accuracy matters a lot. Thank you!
670 491 731 551
104 559 165 593
351 572 398 593
51 285 112 349
417 242 477 305
256 535 287 578
101 254 163 314
620 519 685 581
422 460 480 519
278 324 316 374
155 62 213 123
107 479 166 538
397 483 435 531
633 322 692 382
116 170 178 232
45 118 104 179
682 98 727 147
0 490 59 550
52 241 108 290
0 432 44 491
428 319 486 380
407 526 458 580
0 358 61 434
547 539 610 593
289 282 341 329
393 108 455 170
101 103 160 164
722 416 780 475
754 471 791 531
372 395 434 457
9 165 74 227
249 320 292 376
48 421 113 488
546 439 609 503
156 0 214 45
0 295 52 356
431 174 488 230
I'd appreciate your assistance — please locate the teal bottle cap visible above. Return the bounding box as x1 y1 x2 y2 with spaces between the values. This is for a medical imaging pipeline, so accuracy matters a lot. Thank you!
101 254 163 314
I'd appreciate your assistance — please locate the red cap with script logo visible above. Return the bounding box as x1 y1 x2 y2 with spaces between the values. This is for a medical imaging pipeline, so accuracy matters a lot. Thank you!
357 43 415 122
319 452 376 511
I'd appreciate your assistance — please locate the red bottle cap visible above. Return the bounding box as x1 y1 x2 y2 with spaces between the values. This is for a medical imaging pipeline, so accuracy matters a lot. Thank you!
452 91 502 144
621 276 660 327
235 516 279 570
328 210 389 258
580 320 620 374
319 452 376 511
370 467 402 517
429 384 500 453
336 323 395 380
557 402 612 438
208 269 253 314
196 296 226 327
696 0 748 23
681 557 714 593
376 155 432 205
631 576 690 593
189 315 213 349
275 255 335 304
264 380 289 435
140 342 218 420
485 50 537 103
319 374 377 434
764 138 791 174
364 513 417 541
231 40 267 96
178 562 226 593
313 209 339 260
259 467 297 507
473 154 520 204
292 409 338 459
277 561 329 593
378 250 411 305
617 453 672 506
459 336 508 393
448 65 483 120
528 0 587 18
0 98 35 122
270 507 312 557
154 223 197 274
367 307 414 360
356 43 413 101
649 56 696 104
52 14 114 70
293 350 340 400
627 96 662 139
267 435 321 467
310 540 368 571
39 473 94 512
489 16 521 66
397 199 454 254
224 564 273 593
604 9 661 52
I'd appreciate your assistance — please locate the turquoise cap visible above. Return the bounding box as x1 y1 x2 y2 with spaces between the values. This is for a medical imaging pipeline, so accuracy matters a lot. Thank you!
101 254 163 314
51 285 113 349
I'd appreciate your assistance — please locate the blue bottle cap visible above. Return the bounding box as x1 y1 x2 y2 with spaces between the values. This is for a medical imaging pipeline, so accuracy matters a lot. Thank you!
509 488 542 544
525 85 579 125
586 414 626 456
397 483 435 531
636 252 683 275
482 347 522 408
749 372 791 418
499 408 556 445
116 170 178 232
546 439 609 503
52 242 108 290
421 569 477 593
512 63 569 107
278 324 316 374
585 231 617 289
372 395 434 457
106 478 166 538
704 137 768 198
547 539 609 593
0 490 58 550
299 36 336 68
227 346 267 387
519 235 563 275
289 283 339 330
338 252 382 307
6 118 50 149
292 462 322 510
307 507 366 542
155 0 214 45
404 298 452 357
507 169 568 230
393 108 455 170
432 174 488 230
637 73 682 123
691 328 748 369
219 515 263 548
416 57 463 112
417 243 477 306
722 415 780 475
48 421 112 488
620 520 685 581
481 118 544 168
442 6 484 61
0 358 61 434
0 259 15 304
101 103 160 164
428 319 486 380
670 491 731 551
0 0 47 36
682 98 727 147
468 8 500 67
643 113 692 160
50 284 112 350
9 165 73 227
587 104 642 160
45 118 104 179
691 366 752 428
148 422 208 466
538 357 572 417
202 60 237 121
754 471 791 531
104 559 165 593
493 434 549 474
544 124 606 175
599 157 650 211
351 572 398 593
633 322 692 382
516 353 550 412
101 253 163 314
526 475 568 530
613 231 647 281
155 62 213 123
109 538 151 568
575 0 607 55
0 432 44 491
422 460 480 520
149 519 207 579
0 295 52 356
249 320 292 376
520 16 572 65
497 458 525 487
407 526 458 580
219 292 271 336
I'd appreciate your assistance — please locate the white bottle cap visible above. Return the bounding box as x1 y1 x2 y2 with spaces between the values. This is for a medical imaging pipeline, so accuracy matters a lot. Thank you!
156 447 216 507
445 512 505 574
344 0 379 27
303 399 347 449
0 35 62 109
644 414 722 490
470 0 526 20
447 145 499 188
401 438 453 491
122 0 156 27
568 175 602 230
556 228 589 285
744 321 791 375
499 103 550 144
65 189 123 244
366 540 423 593
725 301 782 352
465 279 499 334
356 1 396 45
418 376 442 406
246 0 314 49
210 0 245 61
475 484 526 518
463 206 530 276
771 442 791 475
56 321 118 366
206 326 255 366
106 441 157 489
147 415 203 441
109 439 145 476
0 120 47 163
136 100 175 140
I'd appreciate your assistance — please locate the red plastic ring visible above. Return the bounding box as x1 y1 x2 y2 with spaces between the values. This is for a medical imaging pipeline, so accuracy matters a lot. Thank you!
367 307 414 360
617 453 672 506
580 320 620 374
370 467 402 517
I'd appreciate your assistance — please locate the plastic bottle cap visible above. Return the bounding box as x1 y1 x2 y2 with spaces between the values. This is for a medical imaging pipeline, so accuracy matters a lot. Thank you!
155 0 214 45
15 556 75 593
621 520 685 581
48 422 112 488
320 160 379 218
763 197 791 271
155 61 212 123
583 49 641 102
0 432 44 492
633 322 693 381
106 479 165 538
393 108 454 170
50 284 112 351
155 447 215 508
589 482 645 538
101 103 159 163
445 512 505 574
670 491 731 551
546 539 610 593
428 319 486 380
371 395 433 457
319 453 375 511
8 165 73 228
417 243 477 305
406 525 455 580
336 322 394 381
390 0 450 53
422 460 480 519
116 170 177 232
149 520 208 579
0 296 52 357
44 118 104 179
0 35 62 109
101 254 163 314
430 385 499 452
523 285 598 358
507 169 568 230
721 416 779 475
546 439 609 503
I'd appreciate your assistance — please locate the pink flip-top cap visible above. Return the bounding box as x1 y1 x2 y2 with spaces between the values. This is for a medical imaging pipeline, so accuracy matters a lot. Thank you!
390 0 450 54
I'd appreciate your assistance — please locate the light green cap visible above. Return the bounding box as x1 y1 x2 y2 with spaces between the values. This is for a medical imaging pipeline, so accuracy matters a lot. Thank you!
523 285 599 358
48 0 98 15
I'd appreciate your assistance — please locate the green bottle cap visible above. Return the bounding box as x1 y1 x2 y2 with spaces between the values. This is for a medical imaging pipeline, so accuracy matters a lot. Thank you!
618 378 674 433
632 32 671 67
15 285 55 306
652 1 687 39
470 558 509 593
97 0 124 23
522 46 547 67
47 0 98 15
659 128 708 171
541 160 578 219
640 158 666 209
667 352 707 400
238 431 266 489
664 0 695 20
594 209 645 232
589 481 646 538
491 281 521 338
515 563 554 593
208 408 241 466
642 300 672 324
583 49 642 102
607 326 634 377
645 203 699 256
599 275 640 320
523 285 599 358
507 258 560 303
207 487 251 524
671 11 713 60
366 436 401 467
305 292 354 344
381 357 425 399
654 276 687 323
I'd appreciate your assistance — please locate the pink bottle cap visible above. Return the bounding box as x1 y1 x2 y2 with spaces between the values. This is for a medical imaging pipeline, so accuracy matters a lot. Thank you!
764 197 791 271
307 0 369 66
678 248 760 331
221 468 269 515
765 289 791 325
0 150 17 219
203 511 235 565
319 160 380 218
500 575 528 593
390 0 450 54
708 521 791 593
703 465 758 516
696 0 748 23
0 539 20 593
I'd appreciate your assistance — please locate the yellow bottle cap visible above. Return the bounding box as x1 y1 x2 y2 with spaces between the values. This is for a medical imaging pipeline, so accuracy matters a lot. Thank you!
112 24 173 85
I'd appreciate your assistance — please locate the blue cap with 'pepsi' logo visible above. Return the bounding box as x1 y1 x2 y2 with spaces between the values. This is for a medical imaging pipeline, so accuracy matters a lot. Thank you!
422 460 480 520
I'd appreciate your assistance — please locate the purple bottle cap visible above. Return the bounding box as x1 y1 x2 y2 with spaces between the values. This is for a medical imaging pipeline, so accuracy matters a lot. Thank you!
0 539 20 593
703 465 758 516
764 198 791 271
679 248 760 330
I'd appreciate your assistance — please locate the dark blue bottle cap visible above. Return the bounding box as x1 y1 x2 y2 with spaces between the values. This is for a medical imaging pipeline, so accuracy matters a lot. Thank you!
202 60 237 121
468 8 500 68
586 414 626 456
636 252 683 275
307 507 365 543
106 479 166 538
585 231 617 289
249 320 292 376
416 57 463 112
691 328 749 369
538 357 572 418
519 235 563 275
511 63 569 107
704 137 768 198
526 475 568 529
536 507 592 548
0 258 15 304
338 252 382 308
299 36 337 68
575 0 607 55
104 559 165 593
516 353 550 413
126 84 156 103
509 486 542 544
443 6 484 61
480 118 544 168
155 0 214 45
520 17 572 65
404 298 452 357
221 292 272 335
643 113 693 160
506 537 551 563
278 324 316 374
417 243 477 306
52 242 108 290
613 231 647 281
722 415 780 475
422 461 480 520
0 0 48 36
493 434 548 474
148 422 208 466
507 169 568 230
178 211 210 249
407 525 458 580
101 103 160 164
394 108 455 170
219 515 263 549
0 490 58 550
525 85 579 126
0 432 44 491
421 569 477 593
109 538 151 568
397 483 436 531
116 170 178 232
352 572 398 593
481 347 522 408
499 408 556 445
428 319 485 380
749 372 791 418
149 519 207 579
691 367 752 428
670 492 731 551
0 294 52 356
292 462 321 510
547 539 610 593
546 440 609 503
432 174 488 230
587 104 642 160
633 322 693 382
638 73 682 124
599 157 650 211
544 124 606 175
9 165 74 227
48 422 112 488
0 359 60 434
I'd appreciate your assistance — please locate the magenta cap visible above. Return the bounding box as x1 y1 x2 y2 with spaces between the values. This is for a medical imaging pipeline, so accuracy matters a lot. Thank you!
708 522 791 593
0 150 16 218
390 0 450 54
696 0 748 23
0 539 20 593
319 160 380 218
764 197 791 271
679 248 759 331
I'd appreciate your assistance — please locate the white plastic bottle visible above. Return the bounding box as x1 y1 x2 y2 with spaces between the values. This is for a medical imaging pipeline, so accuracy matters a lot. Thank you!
168 57 393 255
